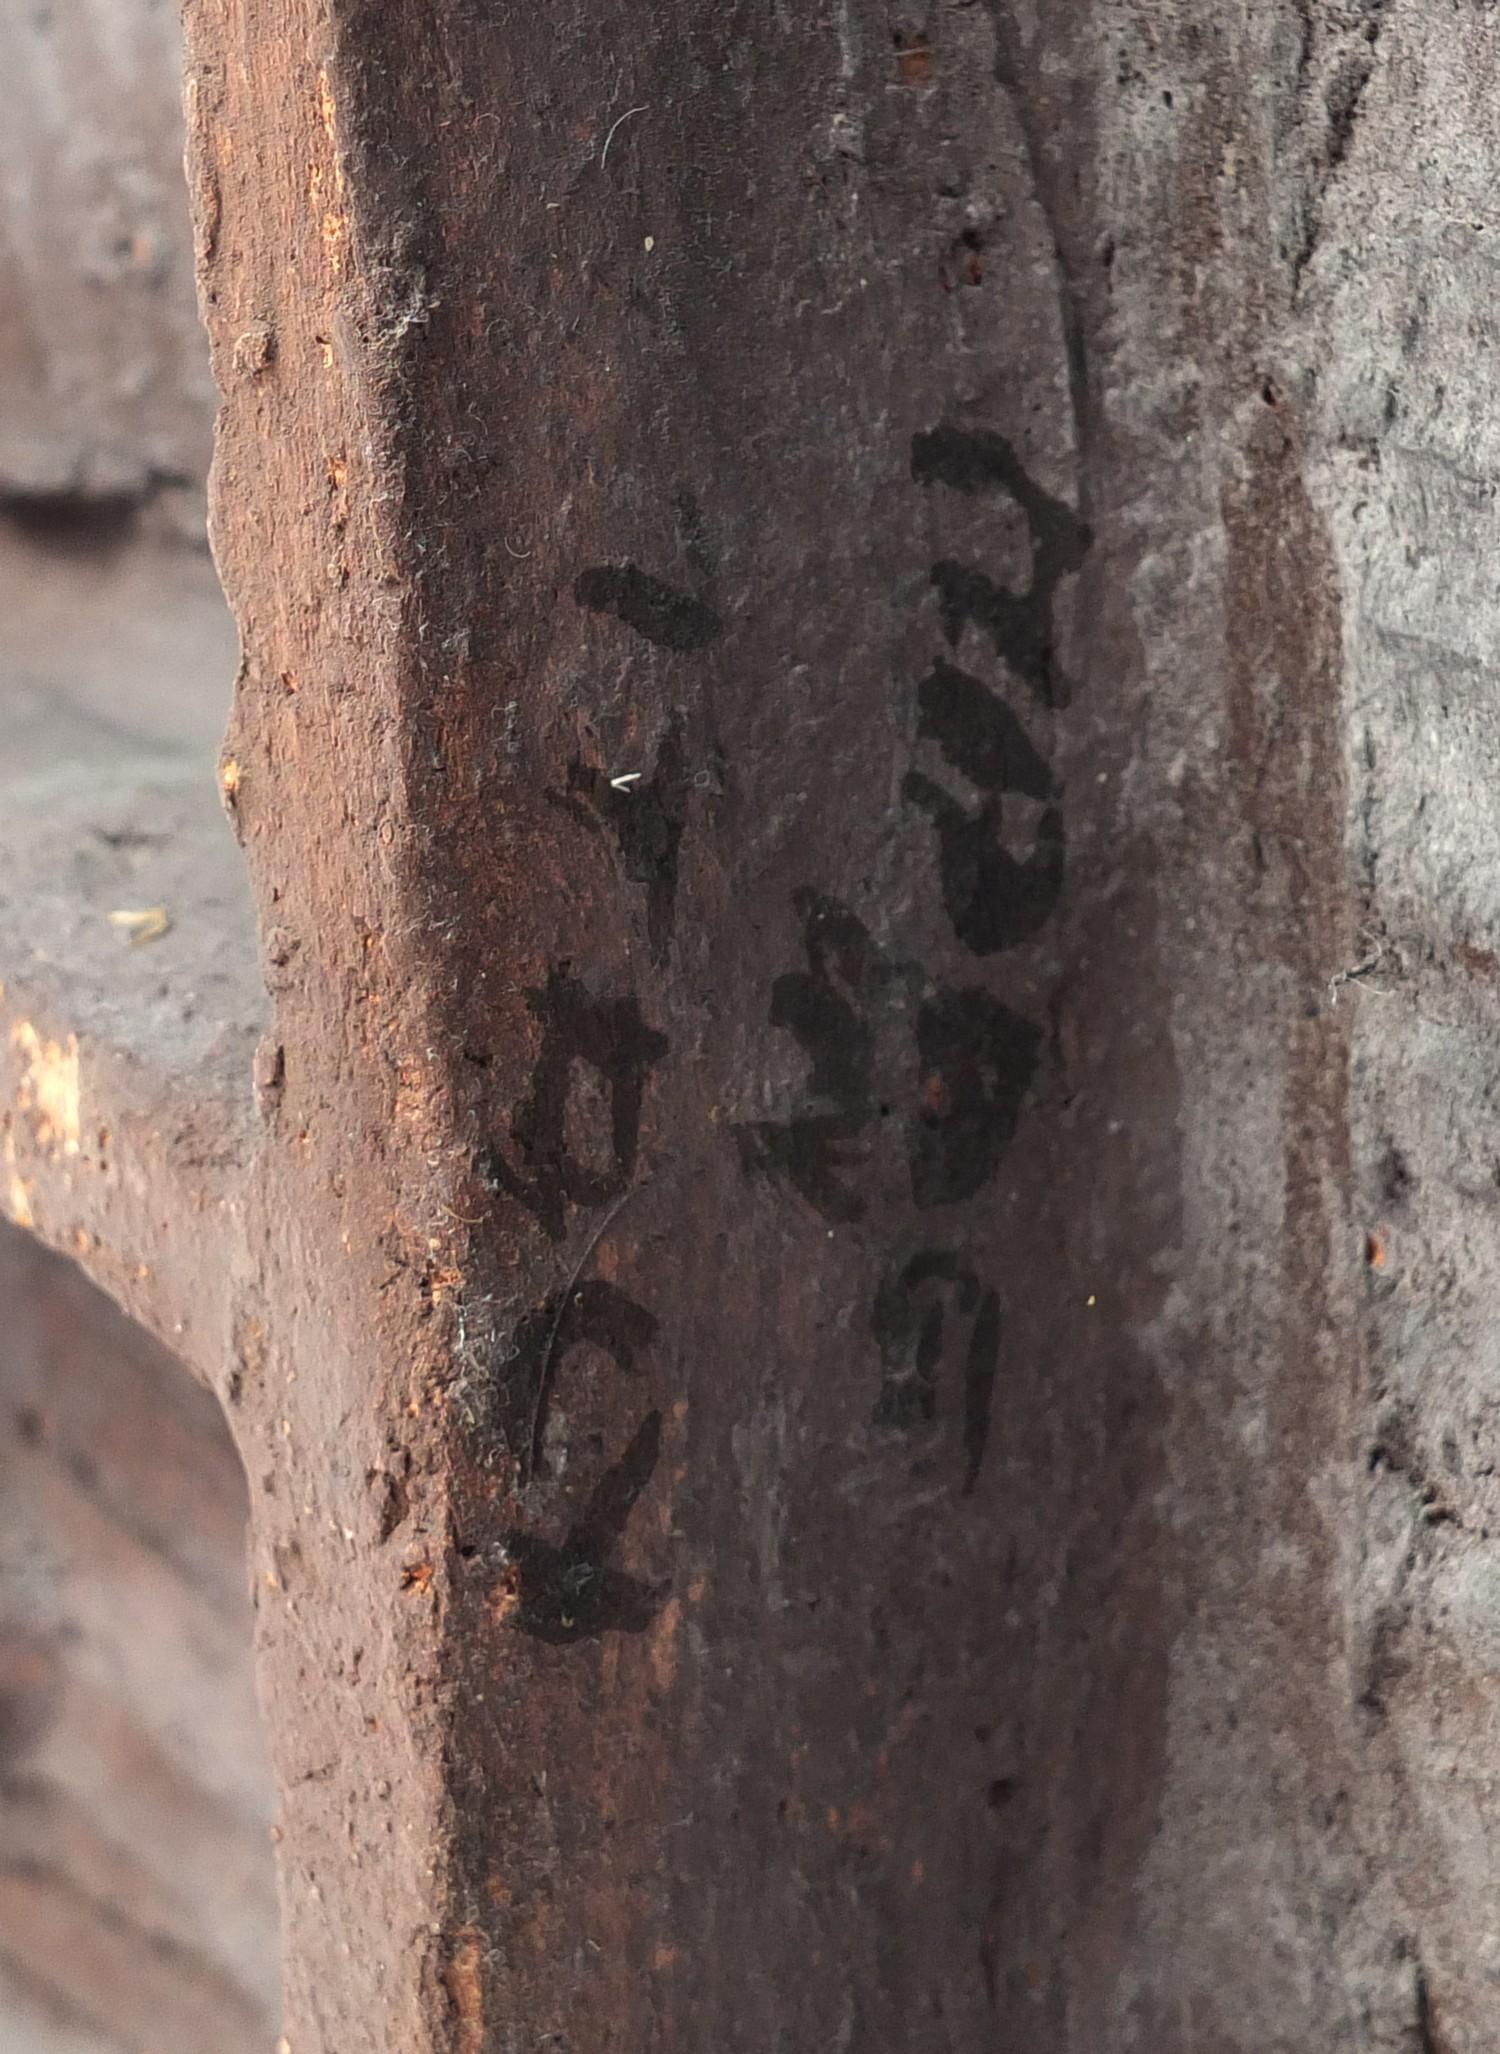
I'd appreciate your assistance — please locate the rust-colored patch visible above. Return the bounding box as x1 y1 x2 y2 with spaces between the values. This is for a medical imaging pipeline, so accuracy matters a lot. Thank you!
487 1568 521 1625
441 1929 485 2054
401 1560 435 1595
424 1263 464 1304
895 35 932 82
1456 940 1499 980
1365 1230 1387 1270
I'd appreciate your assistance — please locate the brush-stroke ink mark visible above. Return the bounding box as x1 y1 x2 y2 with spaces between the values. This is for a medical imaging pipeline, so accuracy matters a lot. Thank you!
483 967 668 1240
903 655 1064 955
912 420 1089 709
498 1280 658 1485
872 1254 1000 1493
910 987 1042 1207
552 712 691 963
574 564 723 651
501 1410 664 1643
732 889 905 1223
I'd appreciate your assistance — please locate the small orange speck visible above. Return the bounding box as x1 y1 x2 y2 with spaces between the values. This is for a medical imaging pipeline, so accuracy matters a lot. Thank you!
1366 1231 1387 1269
922 1072 949 1116
488 1573 521 1625
825 1806 840 1831
402 1560 435 1595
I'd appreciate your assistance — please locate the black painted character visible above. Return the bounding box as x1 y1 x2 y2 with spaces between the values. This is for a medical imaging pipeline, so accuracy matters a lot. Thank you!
911 421 1089 710
736 889 1045 1218
551 713 694 964
732 889 903 1223
871 1253 1001 1494
910 985 1042 1208
484 967 668 1240
903 653 1065 956
574 564 722 652
500 1410 664 1644
499 1279 658 1485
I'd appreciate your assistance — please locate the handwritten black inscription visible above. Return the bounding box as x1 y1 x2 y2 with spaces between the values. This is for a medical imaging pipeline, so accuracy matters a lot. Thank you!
732 890 905 1224
574 564 723 652
911 987 1042 1208
483 971 669 1639
491 536 726 1649
724 420 1088 1494
735 889 1041 1219
903 655 1065 956
483 967 668 1241
497 1280 658 1487
491 1272 665 1644
500 1410 664 1644
906 422 1087 958
872 1256 1000 1494
911 422 1089 710
552 713 690 964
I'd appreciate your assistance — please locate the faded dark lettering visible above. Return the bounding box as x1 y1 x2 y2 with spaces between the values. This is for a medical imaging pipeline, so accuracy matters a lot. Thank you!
500 1411 664 1643
552 713 692 964
872 1254 1000 1493
483 967 668 1240
732 890 904 1223
574 564 723 652
909 987 1042 1207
